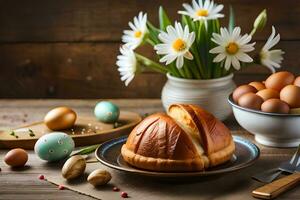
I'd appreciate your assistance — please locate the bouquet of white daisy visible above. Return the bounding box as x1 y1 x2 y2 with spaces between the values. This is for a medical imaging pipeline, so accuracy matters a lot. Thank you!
116 0 284 86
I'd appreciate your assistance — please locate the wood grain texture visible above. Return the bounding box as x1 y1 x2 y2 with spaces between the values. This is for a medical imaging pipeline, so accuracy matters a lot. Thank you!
0 112 141 149
0 0 299 98
0 40 298 98
0 0 299 42
0 99 299 200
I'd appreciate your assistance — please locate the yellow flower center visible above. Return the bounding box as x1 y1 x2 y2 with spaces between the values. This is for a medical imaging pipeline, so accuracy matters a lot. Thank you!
197 9 208 17
260 51 268 60
134 31 142 38
172 39 186 52
226 42 239 54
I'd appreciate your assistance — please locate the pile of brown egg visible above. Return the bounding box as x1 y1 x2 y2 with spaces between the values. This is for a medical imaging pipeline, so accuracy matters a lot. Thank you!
233 71 300 114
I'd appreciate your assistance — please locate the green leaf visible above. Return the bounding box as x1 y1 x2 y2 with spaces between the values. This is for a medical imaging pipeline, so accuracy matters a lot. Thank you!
197 21 209 78
70 144 100 156
208 19 221 78
228 6 235 33
185 59 201 79
147 21 160 45
28 129 35 137
181 15 192 29
136 53 168 74
159 6 172 31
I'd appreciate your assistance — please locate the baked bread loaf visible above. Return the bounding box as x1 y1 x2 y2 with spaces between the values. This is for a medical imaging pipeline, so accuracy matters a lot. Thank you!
121 104 235 172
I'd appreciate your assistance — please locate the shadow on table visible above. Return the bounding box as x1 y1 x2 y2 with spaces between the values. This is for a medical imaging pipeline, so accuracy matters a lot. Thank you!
111 157 288 199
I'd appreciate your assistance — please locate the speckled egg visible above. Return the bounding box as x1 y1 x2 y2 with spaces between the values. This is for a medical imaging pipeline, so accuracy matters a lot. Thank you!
94 101 120 123
34 132 74 162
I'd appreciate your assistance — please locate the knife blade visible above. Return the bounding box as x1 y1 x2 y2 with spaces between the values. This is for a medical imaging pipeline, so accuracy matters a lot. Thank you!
252 145 300 183
252 164 300 199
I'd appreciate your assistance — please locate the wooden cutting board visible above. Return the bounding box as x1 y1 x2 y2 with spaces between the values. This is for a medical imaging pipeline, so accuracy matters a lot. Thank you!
0 111 141 149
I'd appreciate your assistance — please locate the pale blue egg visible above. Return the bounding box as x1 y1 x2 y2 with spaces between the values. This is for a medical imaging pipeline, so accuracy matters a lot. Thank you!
34 132 74 162
94 101 120 123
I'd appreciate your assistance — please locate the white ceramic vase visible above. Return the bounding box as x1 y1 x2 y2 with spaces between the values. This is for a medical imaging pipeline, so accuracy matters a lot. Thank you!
161 73 236 121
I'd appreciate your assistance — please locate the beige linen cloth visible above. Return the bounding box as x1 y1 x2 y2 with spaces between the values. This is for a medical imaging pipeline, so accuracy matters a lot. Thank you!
44 155 294 200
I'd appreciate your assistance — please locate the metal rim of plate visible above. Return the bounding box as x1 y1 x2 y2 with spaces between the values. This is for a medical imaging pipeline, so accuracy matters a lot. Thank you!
95 136 260 177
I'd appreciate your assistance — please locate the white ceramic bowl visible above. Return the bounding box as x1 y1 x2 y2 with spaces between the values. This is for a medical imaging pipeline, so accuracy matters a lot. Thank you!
228 95 300 147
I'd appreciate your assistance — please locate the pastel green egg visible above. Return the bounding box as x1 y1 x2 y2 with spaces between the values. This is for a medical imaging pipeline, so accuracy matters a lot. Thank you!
94 101 120 123
34 132 74 162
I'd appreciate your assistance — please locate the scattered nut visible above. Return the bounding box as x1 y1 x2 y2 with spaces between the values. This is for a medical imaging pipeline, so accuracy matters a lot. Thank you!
87 169 111 187
62 155 86 180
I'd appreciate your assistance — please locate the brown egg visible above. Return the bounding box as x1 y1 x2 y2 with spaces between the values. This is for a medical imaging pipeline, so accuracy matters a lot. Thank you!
256 89 280 101
4 148 28 167
265 71 295 91
280 85 300 108
249 82 266 91
232 85 257 103
44 107 77 130
261 99 290 114
238 93 264 110
294 76 300 87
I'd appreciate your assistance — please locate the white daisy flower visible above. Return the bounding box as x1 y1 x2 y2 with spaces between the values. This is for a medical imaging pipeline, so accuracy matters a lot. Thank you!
154 22 195 69
209 27 256 70
122 12 148 50
260 26 284 73
116 45 137 86
178 0 224 22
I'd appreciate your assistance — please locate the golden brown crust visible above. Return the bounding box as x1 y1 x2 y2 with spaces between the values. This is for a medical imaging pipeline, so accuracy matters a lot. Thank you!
189 104 233 155
168 104 235 167
121 104 235 172
121 113 207 171
121 145 206 172
207 139 235 167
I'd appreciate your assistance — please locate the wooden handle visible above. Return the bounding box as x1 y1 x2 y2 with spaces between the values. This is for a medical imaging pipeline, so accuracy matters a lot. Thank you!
252 173 300 199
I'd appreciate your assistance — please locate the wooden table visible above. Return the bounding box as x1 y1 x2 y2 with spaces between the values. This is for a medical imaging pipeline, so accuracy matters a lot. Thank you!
0 99 299 200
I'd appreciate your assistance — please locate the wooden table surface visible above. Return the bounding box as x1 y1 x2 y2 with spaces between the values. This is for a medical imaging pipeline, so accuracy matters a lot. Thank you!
0 99 299 200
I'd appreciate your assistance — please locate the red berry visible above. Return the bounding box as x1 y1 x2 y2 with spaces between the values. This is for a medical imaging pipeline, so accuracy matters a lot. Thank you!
38 175 45 180
58 185 65 190
121 192 128 198
113 187 119 191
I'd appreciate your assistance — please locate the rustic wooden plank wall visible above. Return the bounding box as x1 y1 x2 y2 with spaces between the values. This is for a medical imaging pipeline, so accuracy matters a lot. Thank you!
0 0 299 98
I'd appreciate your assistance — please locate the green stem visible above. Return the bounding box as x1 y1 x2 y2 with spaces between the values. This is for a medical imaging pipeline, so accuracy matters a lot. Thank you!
71 145 99 156
222 66 228 76
216 60 224 78
168 64 181 77
183 65 193 79
189 64 200 79
194 54 205 78
146 38 155 46
250 28 256 36
186 60 201 79
195 21 208 79
201 21 210 78
215 66 222 78
135 53 168 74
178 68 186 78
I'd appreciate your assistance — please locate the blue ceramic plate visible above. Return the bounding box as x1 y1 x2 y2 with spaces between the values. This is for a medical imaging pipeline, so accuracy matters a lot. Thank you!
95 136 259 178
